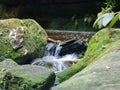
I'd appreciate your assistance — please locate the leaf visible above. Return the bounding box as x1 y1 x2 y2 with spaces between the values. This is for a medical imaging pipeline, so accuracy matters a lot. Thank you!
98 19 103 28
93 15 104 28
109 14 119 28
102 13 115 27
119 13 120 21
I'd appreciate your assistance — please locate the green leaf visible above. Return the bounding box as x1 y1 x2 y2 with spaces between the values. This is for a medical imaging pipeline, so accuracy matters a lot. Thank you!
119 13 120 21
102 13 115 27
93 15 104 28
98 18 103 28
109 14 119 28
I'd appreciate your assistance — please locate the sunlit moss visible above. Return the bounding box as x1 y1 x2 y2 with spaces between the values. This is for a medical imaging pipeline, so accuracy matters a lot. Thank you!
57 28 120 82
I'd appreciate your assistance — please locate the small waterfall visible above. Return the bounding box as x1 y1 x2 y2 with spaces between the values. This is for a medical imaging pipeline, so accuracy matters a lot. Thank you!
31 42 79 73
54 46 62 57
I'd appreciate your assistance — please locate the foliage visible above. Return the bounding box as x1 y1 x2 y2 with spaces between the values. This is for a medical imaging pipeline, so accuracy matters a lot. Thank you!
71 15 79 30
93 0 120 29
84 14 96 25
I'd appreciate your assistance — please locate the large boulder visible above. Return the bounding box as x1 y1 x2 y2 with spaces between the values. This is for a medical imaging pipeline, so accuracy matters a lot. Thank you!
0 18 48 64
0 59 55 90
53 49 120 90
53 28 120 90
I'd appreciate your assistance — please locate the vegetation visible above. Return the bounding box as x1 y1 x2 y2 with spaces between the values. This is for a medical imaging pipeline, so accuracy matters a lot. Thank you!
93 0 120 29
57 0 120 82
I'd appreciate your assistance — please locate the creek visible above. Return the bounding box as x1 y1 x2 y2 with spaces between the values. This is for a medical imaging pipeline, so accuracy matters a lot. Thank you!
31 43 79 73
31 30 95 73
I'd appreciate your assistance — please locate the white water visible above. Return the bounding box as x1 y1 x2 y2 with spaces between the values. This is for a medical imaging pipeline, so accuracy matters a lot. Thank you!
54 46 62 57
31 43 79 73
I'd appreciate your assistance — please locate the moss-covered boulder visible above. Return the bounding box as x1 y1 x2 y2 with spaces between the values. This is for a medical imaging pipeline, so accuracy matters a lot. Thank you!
0 18 48 64
0 59 55 90
56 28 120 83
53 50 120 90
0 59 19 90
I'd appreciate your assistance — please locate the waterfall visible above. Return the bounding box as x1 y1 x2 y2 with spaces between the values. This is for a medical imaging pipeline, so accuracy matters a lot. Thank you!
54 46 62 57
31 42 79 73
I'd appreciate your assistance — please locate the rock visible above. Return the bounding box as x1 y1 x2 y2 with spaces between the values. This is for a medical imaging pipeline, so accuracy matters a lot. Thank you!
52 50 120 90
9 27 24 51
56 28 120 83
0 59 19 89
31 58 54 68
0 59 18 68
0 59 55 90
45 39 88 57
59 39 88 56
0 18 48 64
5 65 55 90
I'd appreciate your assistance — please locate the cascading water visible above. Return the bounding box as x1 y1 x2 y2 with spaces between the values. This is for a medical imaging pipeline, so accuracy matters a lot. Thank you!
31 42 79 73
54 46 62 57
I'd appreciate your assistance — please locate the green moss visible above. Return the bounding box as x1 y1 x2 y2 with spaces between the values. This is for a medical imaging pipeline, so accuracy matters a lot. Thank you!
57 28 120 82
0 65 55 90
0 19 47 64
52 40 120 90
0 60 55 90
0 59 18 89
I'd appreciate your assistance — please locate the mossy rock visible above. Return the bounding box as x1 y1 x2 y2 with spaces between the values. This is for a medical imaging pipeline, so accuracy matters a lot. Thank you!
0 59 18 89
0 18 48 64
0 58 18 68
52 48 120 90
0 60 55 90
56 28 120 82
0 59 55 90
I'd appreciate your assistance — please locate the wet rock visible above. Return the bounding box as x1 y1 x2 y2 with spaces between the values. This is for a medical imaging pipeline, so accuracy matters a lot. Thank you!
45 39 88 57
59 39 88 56
31 58 62 72
31 58 54 68
32 54 79 73
0 18 47 64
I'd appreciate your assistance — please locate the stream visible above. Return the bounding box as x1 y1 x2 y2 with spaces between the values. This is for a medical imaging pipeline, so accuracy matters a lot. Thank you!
31 30 95 73
31 44 79 73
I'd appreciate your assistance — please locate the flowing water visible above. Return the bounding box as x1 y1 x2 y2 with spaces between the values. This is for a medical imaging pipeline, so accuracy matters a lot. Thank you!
31 30 93 87
32 30 94 73
31 43 79 73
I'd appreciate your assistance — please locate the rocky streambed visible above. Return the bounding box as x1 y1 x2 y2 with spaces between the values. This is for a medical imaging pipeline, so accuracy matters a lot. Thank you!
0 18 120 90
0 18 55 90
